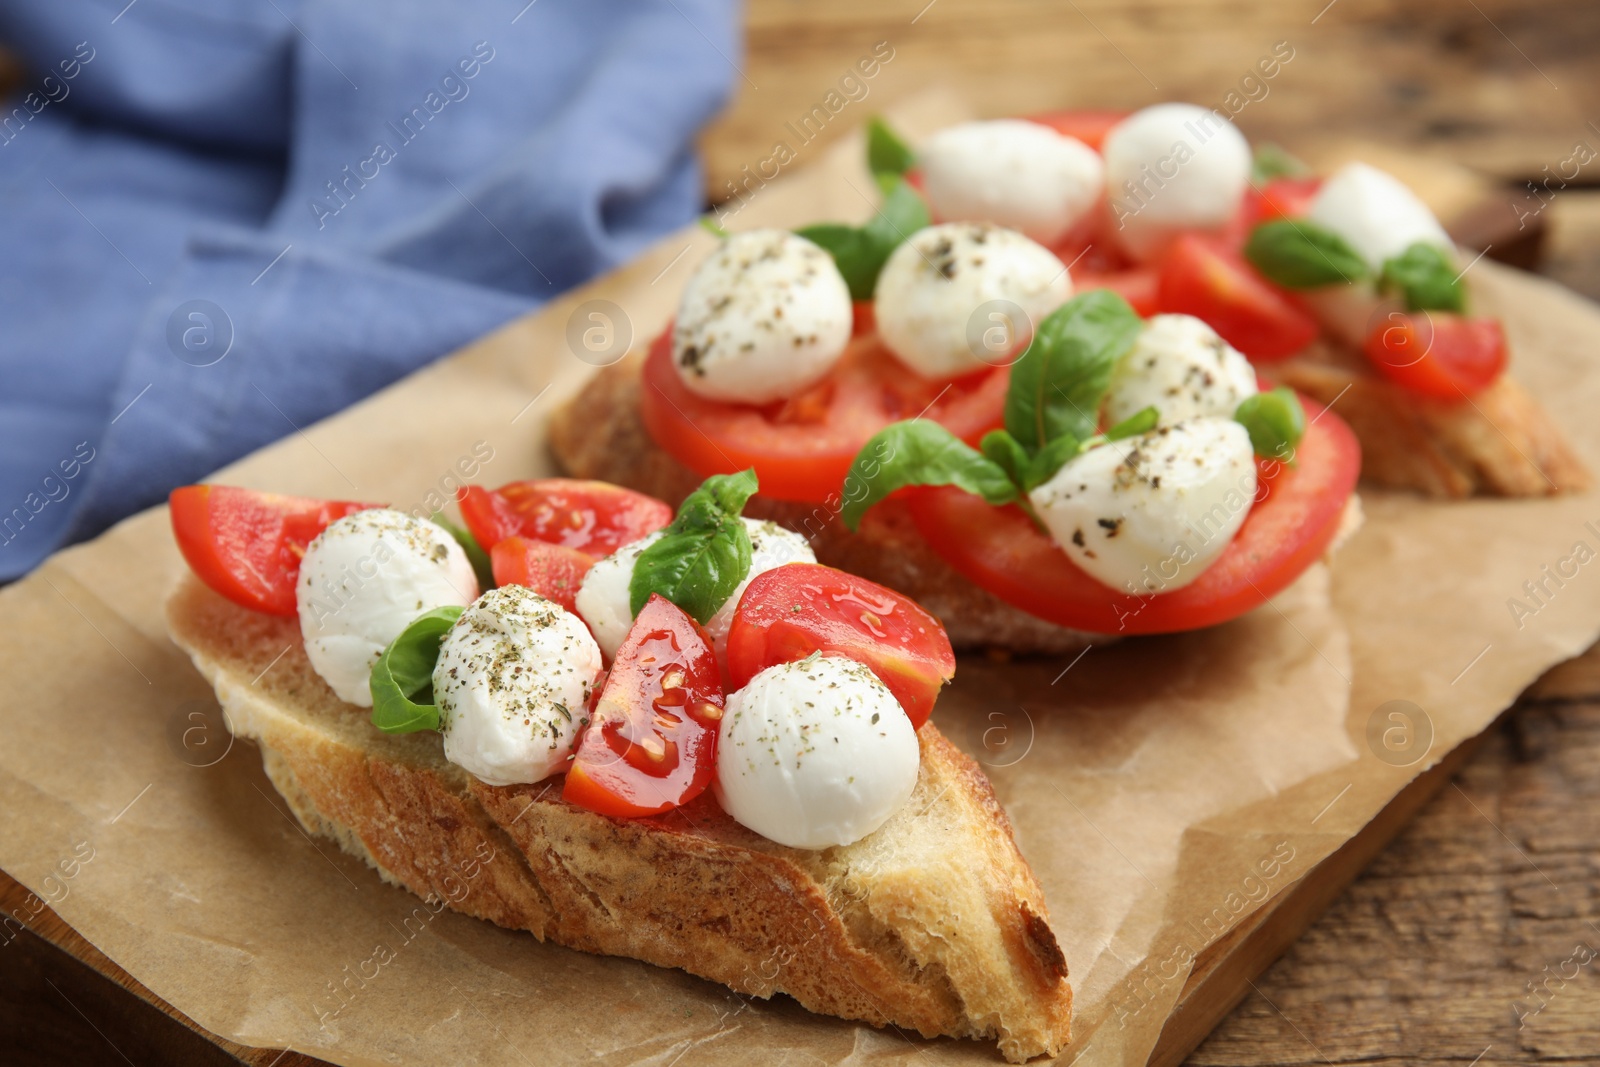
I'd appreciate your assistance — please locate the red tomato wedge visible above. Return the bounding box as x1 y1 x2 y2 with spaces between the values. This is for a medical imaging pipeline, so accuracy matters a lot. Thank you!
563 595 725 818
1364 312 1507 400
458 479 671 557
169 486 375 616
1156 234 1319 361
1076 268 1160 318
1249 176 1322 223
726 563 954 729
639 325 1007 504
904 398 1360 635
490 537 593 613
1025 108 1129 151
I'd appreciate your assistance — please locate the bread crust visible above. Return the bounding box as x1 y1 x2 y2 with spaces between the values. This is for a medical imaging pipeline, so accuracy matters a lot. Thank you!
165 576 1073 1061
1267 341 1589 499
548 352 1099 655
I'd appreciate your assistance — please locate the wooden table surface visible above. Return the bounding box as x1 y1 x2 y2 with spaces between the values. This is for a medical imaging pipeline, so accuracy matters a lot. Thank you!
4 2 1600 1063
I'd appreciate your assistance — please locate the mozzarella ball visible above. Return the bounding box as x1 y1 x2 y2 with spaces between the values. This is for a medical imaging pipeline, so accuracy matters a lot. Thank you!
1105 314 1258 427
1030 418 1257 595
672 230 854 404
715 655 919 849
574 517 816 659
874 222 1072 380
432 585 602 786
918 119 1105 245
1102 103 1252 261
1306 161 1452 273
297 509 478 707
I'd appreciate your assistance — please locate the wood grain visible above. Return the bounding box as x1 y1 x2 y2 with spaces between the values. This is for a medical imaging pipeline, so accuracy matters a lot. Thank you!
1188 674 1600 1064
702 0 1600 199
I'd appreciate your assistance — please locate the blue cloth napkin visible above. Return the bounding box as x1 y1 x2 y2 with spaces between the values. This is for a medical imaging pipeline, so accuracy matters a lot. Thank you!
0 0 739 580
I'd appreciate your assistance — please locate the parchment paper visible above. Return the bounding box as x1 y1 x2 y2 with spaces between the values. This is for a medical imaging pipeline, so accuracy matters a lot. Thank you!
6 90 1600 1067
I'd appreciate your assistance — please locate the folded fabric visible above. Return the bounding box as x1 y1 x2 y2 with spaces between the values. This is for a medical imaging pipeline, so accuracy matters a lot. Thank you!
0 0 739 580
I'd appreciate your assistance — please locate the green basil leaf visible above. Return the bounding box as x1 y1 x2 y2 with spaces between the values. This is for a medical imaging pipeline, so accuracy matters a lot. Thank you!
1243 219 1370 288
430 512 494 592
1378 241 1465 313
841 422 1017 531
980 429 1031 489
794 223 875 299
796 178 930 301
1004 290 1144 454
699 215 732 239
867 115 915 181
370 606 465 734
629 470 758 623
1023 433 1083 492
861 177 932 258
1251 143 1309 183
1104 405 1159 442
1234 387 1306 460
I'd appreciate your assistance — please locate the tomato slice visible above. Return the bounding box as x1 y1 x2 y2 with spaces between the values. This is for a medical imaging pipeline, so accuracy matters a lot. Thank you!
1250 177 1322 223
726 563 954 729
1363 312 1507 400
1025 108 1128 151
458 479 671 557
904 398 1360 635
169 486 375 616
490 537 593 613
563 595 724 817
639 325 1007 504
1076 268 1159 317
1156 234 1319 362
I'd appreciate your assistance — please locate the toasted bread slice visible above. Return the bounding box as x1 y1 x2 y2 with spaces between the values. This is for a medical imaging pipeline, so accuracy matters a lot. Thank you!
549 352 1098 655
1267 341 1588 499
165 575 1073 1061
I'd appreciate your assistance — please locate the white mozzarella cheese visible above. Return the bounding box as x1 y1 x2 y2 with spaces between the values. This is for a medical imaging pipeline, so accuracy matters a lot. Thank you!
672 229 854 404
297 509 478 707
1029 418 1257 594
715 654 919 849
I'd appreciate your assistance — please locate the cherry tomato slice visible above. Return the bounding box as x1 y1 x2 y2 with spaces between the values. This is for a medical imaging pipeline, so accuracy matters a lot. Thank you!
169 486 376 616
726 563 954 729
489 537 594 614
563 594 725 818
904 397 1361 635
1156 234 1319 361
639 325 1007 504
1024 108 1129 151
458 479 671 557
1363 312 1508 400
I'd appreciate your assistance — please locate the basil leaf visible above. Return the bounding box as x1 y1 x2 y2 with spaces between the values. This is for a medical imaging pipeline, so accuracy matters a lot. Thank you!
796 178 930 301
1234 387 1306 459
1251 143 1309 183
866 176 932 244
629 470 757 623
1004 290 1143 454
1378 241 1465 313
795 223 877 301
980 429 1031 490
699 215 732 239
841 422 1018 531
1023 433 1083 492
430 512 494 592
1104 405 1159 442
370 606 464 734
867 115 915 181
1244 219 1369 289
